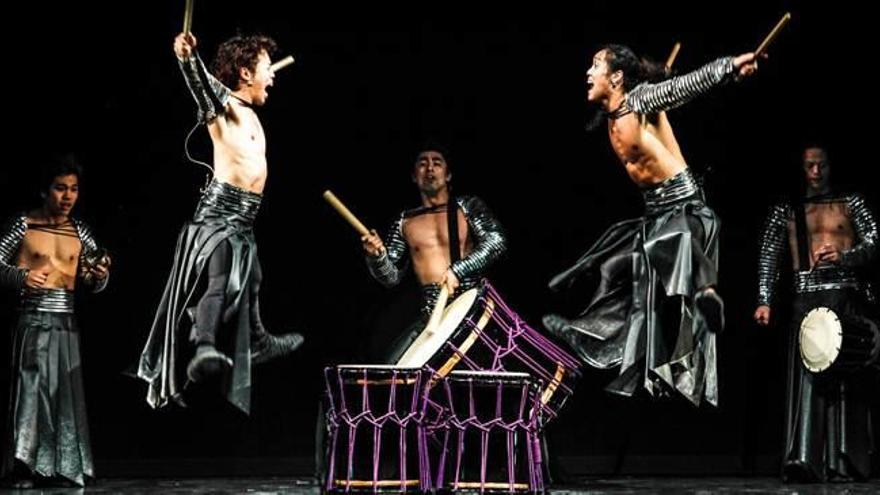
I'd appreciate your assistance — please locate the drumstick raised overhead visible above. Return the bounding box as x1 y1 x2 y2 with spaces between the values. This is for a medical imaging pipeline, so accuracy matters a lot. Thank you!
323 190 370 237
183 0 195 34
665 42 681 70
755 12 791 57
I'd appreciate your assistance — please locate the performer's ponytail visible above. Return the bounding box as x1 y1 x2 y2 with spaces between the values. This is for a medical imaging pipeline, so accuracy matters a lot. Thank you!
639 57 671 84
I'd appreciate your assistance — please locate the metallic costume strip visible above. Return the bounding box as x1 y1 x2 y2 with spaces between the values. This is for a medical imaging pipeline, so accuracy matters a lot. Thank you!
757 202 791 306
365 216 408 288
0 215 28 289
841 193 878 268
627 57 734 115
449 196 507 282
641 169 701 214
194 179 263 225
794 265 862 294
178 52 232 123
19 288 76 314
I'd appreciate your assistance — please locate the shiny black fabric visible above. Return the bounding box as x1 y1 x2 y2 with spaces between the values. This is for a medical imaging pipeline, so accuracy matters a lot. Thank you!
138 180 262 414
2 310 93 486
549 178 720 406
783 289 877 482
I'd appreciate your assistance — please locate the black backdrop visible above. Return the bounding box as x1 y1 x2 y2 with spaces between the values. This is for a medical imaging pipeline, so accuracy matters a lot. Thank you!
1 2 877 476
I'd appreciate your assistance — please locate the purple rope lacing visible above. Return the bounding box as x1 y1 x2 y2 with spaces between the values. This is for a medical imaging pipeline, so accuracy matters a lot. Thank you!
323 367 432 492
439 375 544 492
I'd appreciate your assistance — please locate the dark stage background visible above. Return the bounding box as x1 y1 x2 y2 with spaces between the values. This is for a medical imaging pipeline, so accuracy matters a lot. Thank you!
2 2 878 477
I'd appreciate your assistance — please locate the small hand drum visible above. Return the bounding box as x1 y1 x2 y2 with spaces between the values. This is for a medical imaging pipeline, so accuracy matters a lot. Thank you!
80 247 110 281
799 307 880 375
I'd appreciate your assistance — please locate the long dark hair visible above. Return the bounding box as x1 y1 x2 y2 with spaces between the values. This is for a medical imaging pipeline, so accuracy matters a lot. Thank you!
585 44 671 131
602 44 669 91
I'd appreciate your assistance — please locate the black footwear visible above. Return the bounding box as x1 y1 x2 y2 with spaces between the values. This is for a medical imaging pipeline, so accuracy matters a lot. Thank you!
252 332 304 365
695 288 725 334
782 462 821 483
2 477 35 489
44 477 81 488
186 344 233 382
542 313 571 336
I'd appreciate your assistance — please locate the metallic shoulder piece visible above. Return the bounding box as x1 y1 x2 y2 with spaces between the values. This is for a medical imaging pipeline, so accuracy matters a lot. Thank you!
449 196 507 281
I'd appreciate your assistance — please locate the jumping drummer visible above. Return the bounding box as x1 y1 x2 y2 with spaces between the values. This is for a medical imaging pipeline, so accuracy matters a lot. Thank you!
138 27 304 414
361 142 507 364
754 144 878 482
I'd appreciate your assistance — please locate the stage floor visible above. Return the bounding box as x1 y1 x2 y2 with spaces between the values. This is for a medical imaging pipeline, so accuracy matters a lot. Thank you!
5 477 877 494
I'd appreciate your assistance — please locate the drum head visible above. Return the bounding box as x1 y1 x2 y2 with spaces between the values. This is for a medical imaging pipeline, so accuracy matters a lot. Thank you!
396 288 480 367
799 307 843 373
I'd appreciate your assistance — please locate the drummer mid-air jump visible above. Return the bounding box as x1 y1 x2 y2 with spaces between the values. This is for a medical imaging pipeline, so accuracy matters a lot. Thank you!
539 12 800 408
138 4 303 414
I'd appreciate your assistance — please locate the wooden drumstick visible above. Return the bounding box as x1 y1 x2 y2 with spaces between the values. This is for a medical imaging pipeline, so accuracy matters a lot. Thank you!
183 0 195 34
665 42 681 70
323 190 370 237
755 12 791 57
423 285 450 336
270 55 295 73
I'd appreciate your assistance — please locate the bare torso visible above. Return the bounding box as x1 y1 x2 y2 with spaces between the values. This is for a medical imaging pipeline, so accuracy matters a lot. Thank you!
16 217 81 290
787 200 855 270
402 208 471 285
608 110 687 187
208 100 267 193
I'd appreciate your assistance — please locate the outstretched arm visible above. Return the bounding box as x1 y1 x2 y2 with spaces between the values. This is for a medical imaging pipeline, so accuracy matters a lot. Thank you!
627 53 759 115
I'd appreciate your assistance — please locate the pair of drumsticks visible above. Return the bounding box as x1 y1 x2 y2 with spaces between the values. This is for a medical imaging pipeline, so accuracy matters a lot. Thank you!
182 0 295 73
664 12 790 69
